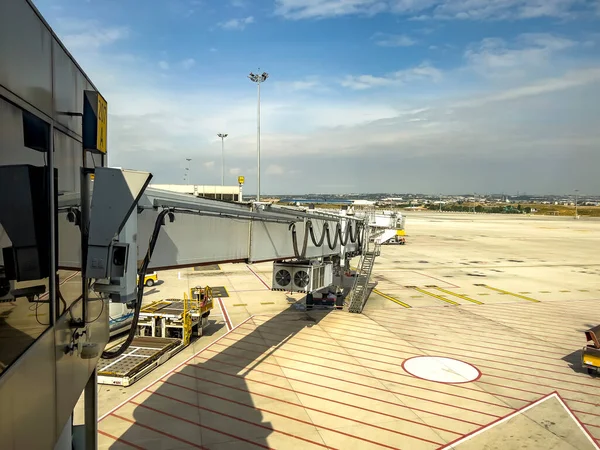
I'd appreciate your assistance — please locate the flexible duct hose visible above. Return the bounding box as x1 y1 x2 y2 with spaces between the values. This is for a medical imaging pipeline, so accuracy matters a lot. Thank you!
292 219 362 255
101 208 170 359
289 222 309 258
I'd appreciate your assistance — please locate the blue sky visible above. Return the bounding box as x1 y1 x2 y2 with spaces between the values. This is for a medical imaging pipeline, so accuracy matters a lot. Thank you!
33 0 600 195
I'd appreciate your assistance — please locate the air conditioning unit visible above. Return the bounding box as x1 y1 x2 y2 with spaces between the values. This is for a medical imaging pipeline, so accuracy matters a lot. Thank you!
272 261 333 293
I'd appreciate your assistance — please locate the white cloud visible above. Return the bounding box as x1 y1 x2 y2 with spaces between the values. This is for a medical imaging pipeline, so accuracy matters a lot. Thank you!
373 33 417 47
50 15 600 195
56 19 129 51
274 0 586 20
218 16 254 30
341 62 442 89
266 164 285 175
465 33 577 78
181 58 196 69
274 77 323 92
209 47 218 52
275 0 387 19
158 60 170 70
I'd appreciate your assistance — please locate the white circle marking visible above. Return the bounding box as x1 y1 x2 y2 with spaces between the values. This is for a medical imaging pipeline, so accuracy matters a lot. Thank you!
403 356 480 383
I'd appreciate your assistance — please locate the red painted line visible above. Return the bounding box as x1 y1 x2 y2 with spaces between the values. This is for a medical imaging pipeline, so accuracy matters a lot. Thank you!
111 412 207 449
136 391 336 449
217 297 233 331
471 305 598 323
214 335 514 410
157 378 429 448
232 325 598 390
171 368 460 439
396 304 599 337
438 392 559 450
186 356 473 435
366 312 577 351
361 320 572 360
329 325 592 379
98 430 144 449
98 315 255 421
299 321 574 368
129 401 273 449
165 372 450 445
202 346 497 425
246 264 271 290
476 377 600 409
210 336 600 410
412 270 460 288
217 332 600 407
321 316 572 360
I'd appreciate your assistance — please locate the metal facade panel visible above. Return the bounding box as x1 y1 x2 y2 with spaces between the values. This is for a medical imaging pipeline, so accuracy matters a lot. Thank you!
52 41 86 134
54 298 109 437
0 98 45 166
0 329 57 449
0 0 53 116
139 209 250 269
54 128 81 194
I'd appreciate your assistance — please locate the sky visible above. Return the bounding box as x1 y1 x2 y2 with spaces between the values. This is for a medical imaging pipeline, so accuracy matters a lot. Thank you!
33 0 600 195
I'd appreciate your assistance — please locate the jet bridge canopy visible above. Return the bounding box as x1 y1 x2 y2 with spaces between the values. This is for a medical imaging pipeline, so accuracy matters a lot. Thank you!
58 187 364 271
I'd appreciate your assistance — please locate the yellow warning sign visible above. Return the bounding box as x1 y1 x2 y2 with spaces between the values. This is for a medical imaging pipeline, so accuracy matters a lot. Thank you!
238 176 245 185
96 94 107 154
83 90 108 154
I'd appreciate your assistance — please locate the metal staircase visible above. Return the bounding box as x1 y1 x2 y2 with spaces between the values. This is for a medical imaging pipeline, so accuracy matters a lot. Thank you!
347 227 382 313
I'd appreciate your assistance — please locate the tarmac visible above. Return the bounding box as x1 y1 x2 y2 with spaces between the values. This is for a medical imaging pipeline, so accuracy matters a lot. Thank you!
93 212 600 449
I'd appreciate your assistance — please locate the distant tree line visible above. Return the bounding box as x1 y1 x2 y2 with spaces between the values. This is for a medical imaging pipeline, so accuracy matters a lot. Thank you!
424 204 531 214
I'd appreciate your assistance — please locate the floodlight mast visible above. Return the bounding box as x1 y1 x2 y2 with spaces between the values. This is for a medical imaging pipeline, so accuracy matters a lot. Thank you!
248 71 269 201
217 133 228 186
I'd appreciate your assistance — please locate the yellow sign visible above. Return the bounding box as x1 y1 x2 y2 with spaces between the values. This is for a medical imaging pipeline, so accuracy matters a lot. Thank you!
96 94 108 154
83 90 108 154
238 176 245 185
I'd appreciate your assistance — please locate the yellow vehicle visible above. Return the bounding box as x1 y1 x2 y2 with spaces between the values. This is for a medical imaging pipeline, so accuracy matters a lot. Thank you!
582 325 600 375
137 271 158 287
189 285 214 317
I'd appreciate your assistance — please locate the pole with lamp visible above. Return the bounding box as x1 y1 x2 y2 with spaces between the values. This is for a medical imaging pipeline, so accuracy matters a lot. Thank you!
574 189 579 219
184 158 191 184
217 133 228 186
248 70 268 202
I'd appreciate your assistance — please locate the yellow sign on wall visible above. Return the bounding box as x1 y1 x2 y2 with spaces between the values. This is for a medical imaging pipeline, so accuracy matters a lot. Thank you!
96 94 108 154
238 176 245 185
83 90 108 154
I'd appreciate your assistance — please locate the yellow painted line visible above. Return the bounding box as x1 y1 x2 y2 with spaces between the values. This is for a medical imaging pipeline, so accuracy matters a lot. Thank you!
519 292 532 294
579 290 590 292
410 295 423 298
373 289 411 308
478 293 491 296
559 290 570 293
539 291 551 294
481 285 540 303
260 302 275 305
413 287 459 306
431 286 483 305
233 304 247 307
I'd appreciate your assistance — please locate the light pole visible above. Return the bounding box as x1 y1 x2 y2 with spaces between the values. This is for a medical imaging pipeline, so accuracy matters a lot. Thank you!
248 70 269 201
184 158 191 183
217 133 228 186
574 189 579 219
